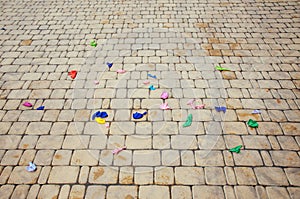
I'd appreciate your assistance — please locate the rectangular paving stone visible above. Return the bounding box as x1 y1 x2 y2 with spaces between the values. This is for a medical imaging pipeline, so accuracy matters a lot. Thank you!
89 167 118 184
133 150 160 166
270 151 300 167
139 185 170 199
175 167 204 185
254 167 289 186
192 186 224 199
8 166 40 184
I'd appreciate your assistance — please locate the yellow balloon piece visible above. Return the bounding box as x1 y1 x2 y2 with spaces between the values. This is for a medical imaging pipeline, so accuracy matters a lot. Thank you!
95 118 106 124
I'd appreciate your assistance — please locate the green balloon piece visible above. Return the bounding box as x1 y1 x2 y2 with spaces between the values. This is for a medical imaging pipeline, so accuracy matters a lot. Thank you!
229 145 243 153
90 40 97 47
215 66 230 71
247 119 258 128
183 114 193 127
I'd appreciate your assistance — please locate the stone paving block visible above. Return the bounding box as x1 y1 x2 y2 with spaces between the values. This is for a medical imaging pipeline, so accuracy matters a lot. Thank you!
107 185 137 199
285 168 300 186
119 167 133 184
233 150 263 166
8 166 40 184
234 186 257 199
89 167 118 184
254 167 289 186
19 150 36 166
19 111 44 122
266 187 290 199
270 151 300 167
139 185 170 199
171 186 192 199
175 167 204 185
277 136 299 150
1 150 22 165
171 135 198 149
36 136 64 149
287 187 300 199
85 185 106 199
69 185 85 199
62 135 90 149
204 167 226 185
125 135 152 149
34 150 54 165
0 166 13 184
52 150 72 165
134 167 153 185
133 150 160 166
281 122 300 135
242 135 271 149
0 135 21 149
26 122 52 135
0 185 14 199
192 186 224 199
37 185 60 199
234 167 257 185
10 185 29 199
162 150 180 166
71 150 99 166
195 151 224 166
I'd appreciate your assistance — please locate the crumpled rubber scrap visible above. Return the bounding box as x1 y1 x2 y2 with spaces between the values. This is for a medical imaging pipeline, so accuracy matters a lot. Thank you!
106 62 113 69
26 162 37 172
247 119 258 128
160 102 170 110
149 85 156 90
105 123 110 128
90 40 97 47
36 106 44 110
148 74 157 79
68 70 77 79
229 145 242 153
1 27 6 31
112 146 126 155
133 111 147 119
187 99 196 106
116 69 126 74
183 114 193 127
161 91 169 99
215 66 230 71
252 109 261 114
95 118 106 124
143 80 150 85
94 80 99 85
92 111 108 120
23 102 32 107
215 106 226 113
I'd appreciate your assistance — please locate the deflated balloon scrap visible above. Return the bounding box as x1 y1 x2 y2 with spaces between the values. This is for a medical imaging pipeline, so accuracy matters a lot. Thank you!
106 62 113 69
94 80 99 85
160 102 170 110
183 114 193 127
68 70 77 79
149 85 156 90
215 106 226 113
229 145 242 153
112 146 126 155
252 109 261 114
23 102 32 107
26 162 37 172
116 69 126 74
187 99 205 109
247 119 258 128
161 91 169 99
215 66 230 71
92 111 108 120
90 40 97 47
133 111 147 119
36 106 44 110
105 123 110 128
1 27 6 30
147 73 157 79
143 80 150 85
95 117 106 124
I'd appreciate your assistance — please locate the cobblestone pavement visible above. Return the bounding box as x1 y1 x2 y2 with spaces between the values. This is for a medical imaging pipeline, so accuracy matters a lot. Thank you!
0 0 299 198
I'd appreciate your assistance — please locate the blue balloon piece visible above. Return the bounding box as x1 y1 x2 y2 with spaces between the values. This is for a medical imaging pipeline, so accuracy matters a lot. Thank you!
99 112 108 118
106 62 113 68
215 106 226 113
26 162 37 172
92 111 108 120
36 106 44 110
149 85 156 90
133 111 147 119
147 74 157 79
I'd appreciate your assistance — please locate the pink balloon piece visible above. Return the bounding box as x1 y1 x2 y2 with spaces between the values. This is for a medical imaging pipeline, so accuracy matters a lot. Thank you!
143 80 150 85
116 69 126 74
161 91 169 99
187 99 196 105
94 80 99 85
23 102 32 107
112 146 126 155
105 123 110 128
160 102 171 110
193 104 205 109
